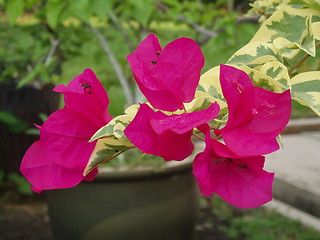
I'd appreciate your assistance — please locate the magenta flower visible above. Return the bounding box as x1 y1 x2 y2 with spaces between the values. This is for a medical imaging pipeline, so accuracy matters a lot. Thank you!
124 102 220 161
193 124 274 209
127 34 205 111
20 69 112 193
218 64 291 156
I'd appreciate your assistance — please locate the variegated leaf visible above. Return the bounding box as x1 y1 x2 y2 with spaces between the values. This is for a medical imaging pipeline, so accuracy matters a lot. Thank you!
291 71 320 116
90 114 134 142
250 5 320 57
259 61 291 90
124 104 140 116
193 91 227 110
198 66 224 100
227 42 282 65
84 138 133 176
311 21 320 40
230 65 285 93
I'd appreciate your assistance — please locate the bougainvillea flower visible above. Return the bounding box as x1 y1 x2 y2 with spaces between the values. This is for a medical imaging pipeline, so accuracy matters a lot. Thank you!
124 102 220 161
127 34 205 112
20 69 112 193
218 64 291 156
53 68 112 126
193 125 274 208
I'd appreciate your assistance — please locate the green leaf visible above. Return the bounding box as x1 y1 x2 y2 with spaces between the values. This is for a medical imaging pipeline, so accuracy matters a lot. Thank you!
46 0 68 29
92 0 113 18
128 0 144 8
70 0 92 22
6 0 25 24
0 111 29 133
8 173 32 195
17 63 44 88
130 0 153 27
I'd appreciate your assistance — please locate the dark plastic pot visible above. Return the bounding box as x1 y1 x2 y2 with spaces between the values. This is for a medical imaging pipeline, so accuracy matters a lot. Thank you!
46 159 199 240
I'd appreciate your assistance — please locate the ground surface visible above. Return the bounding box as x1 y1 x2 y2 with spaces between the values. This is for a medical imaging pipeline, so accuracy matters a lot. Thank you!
0 201 52 240
0 195 229 240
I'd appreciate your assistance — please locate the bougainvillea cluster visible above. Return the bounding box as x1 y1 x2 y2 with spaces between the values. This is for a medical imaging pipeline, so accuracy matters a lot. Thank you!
20 69 112 193
20 34 291 208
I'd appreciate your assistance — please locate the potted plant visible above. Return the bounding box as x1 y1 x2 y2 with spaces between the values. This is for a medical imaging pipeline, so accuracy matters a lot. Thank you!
46 152 199 240
19 1 320 240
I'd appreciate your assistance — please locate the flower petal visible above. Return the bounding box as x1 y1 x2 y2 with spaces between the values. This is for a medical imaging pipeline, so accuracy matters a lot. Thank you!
156 37 205 104
40 109 98 139
193 137 274 208
20 69 111 192
219 65 291 156
124 104 194 161
150 102 220 134
219 64 253 113
127 34 204 111
54 68 112 126
20 140 98 193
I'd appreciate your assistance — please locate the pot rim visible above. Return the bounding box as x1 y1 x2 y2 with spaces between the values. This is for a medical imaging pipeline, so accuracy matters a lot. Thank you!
95 157 193 181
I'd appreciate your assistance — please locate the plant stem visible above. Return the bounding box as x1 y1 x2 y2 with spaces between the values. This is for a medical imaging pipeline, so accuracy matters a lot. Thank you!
193 132 205 141
288 41 320 75
183 104 188 113
100 146 136 165
86 23 134 105
84 146 136 176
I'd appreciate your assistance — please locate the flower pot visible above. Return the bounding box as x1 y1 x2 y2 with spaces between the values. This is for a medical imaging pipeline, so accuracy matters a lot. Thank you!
46 159 199 240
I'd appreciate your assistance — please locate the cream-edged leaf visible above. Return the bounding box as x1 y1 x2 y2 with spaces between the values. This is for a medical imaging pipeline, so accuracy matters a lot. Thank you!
250 5 320 57
311 21 320 40
124 104 140 116
84 138 133 176
90 115 134 142
227 42 282 65
259 61 291 90
291 71 320 116
237 65 285 93
198 66 223 100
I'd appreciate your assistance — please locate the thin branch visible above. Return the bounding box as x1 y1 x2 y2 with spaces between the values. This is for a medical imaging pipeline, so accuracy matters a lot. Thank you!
177 15 219 38
45 38 60 66
156 1 259 45
288 42 320 75
87 23 134 105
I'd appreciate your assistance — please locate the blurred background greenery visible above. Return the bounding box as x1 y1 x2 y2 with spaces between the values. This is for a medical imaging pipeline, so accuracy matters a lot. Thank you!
0 0 258 115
